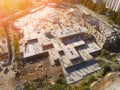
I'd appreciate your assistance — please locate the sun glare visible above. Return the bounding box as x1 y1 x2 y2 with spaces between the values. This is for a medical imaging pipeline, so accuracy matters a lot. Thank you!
0 0 71 12
0 0 30 12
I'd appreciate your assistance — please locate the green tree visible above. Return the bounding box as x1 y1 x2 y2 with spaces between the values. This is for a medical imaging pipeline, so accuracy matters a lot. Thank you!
13 33 20 62
24 81 37 90
116 14 120 25
78 80 90 90
0 28 6 38
98 64 111 77
86 75 97 83
98 3 106 14
49 77 67 90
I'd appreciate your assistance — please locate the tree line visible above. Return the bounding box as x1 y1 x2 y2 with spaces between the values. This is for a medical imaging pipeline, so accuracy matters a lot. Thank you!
78 0 120 26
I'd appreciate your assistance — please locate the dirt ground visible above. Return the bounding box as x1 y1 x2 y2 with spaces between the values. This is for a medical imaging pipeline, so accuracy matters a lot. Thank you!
104 74 120 90
0 66 16 90
91 72 117 90
19 57 63 82
0 57 63 90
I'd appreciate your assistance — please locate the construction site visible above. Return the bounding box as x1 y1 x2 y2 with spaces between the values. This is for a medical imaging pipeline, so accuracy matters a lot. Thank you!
0 1 120 90
12 3 105 84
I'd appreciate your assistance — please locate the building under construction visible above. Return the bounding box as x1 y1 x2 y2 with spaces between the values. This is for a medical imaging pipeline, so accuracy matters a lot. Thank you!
13 3 115 84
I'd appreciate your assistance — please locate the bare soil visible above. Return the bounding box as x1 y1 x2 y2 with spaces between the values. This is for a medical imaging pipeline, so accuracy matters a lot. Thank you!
19 58 63 81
